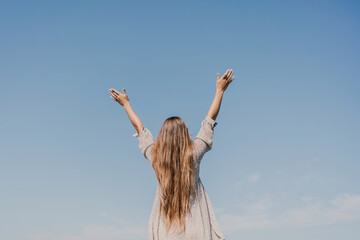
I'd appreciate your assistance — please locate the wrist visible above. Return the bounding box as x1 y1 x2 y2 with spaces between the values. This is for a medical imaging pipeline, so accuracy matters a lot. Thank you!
215 89 224 95
123 101 131 108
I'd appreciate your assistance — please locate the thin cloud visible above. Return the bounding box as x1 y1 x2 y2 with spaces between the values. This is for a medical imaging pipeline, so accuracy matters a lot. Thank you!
24 224 148 240
24 212 148 240
218 193 360 235
330 193 360 210
249 173 260 182
24 194 360 239
244 197 272 212
236 172 261 186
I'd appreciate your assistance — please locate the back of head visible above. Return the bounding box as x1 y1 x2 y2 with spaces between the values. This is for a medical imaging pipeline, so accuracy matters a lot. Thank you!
150 116 196 235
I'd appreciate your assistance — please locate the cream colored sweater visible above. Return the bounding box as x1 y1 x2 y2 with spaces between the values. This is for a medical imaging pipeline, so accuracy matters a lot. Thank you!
133 116 225 240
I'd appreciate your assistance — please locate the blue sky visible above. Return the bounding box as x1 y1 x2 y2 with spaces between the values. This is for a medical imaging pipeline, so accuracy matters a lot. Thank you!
1 0 359 239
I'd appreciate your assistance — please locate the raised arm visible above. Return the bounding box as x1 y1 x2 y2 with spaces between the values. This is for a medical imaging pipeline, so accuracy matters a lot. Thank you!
193 69 235 161
109 88 144 134
206 69 234 120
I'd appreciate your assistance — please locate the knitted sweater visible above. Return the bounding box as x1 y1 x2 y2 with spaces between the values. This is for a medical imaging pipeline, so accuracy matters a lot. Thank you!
133 115 225 240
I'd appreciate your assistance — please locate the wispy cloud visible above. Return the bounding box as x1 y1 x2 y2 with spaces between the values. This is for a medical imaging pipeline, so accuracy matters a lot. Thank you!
24 224 147 240
295 172 336 191
24 212 148 240
236 172 261 186
330 193 360 210
24 194 360 239
243 197 272 212
218 193 360 235
249 173 260 182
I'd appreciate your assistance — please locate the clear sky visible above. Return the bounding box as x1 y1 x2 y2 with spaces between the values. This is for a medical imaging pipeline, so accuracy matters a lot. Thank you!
1 0 359 239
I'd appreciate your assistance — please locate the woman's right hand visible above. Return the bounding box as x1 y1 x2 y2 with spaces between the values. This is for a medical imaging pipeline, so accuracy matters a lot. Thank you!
216 69 234 93
109 88 130 107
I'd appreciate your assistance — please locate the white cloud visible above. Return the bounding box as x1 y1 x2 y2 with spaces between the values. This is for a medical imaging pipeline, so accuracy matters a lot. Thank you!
236 172 261 186
330 193 360 210
295 172 338 191
249 173 260 182
24 194 360 239
24 224 147 240
244 197 272 212
24 212 148 240
218 194 360 235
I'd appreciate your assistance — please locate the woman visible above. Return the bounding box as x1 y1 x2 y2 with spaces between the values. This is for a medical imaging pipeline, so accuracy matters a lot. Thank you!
109 69 235 240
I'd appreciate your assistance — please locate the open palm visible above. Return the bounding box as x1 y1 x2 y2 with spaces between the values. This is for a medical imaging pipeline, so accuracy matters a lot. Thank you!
109 88 129 106
216 69 234 92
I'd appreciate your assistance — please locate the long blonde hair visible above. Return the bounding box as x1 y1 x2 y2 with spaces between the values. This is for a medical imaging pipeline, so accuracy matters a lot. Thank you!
150 116 196 235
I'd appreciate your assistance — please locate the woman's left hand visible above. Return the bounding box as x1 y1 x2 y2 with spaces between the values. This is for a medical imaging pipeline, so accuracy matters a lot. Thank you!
109 88 129 107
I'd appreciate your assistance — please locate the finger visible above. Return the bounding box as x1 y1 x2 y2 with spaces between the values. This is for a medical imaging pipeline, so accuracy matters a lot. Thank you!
111 89 120 96
227 70 233 80
228 69 234 78
228 76 235 84
110 92 119 99
221 69 229 79
123 88 126 94
225 69 232 79
110 96 116 101
217 73 220 80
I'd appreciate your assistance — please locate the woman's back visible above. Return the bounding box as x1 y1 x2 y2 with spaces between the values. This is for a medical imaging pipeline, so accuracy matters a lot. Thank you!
133 115 225 240
125 69 235 239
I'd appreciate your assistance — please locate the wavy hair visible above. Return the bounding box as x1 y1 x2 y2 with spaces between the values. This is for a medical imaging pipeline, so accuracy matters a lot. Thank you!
150 116 196 235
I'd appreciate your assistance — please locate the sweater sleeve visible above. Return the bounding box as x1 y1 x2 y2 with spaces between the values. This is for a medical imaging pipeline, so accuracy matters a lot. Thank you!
133 126 155 163
193 115 218 162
